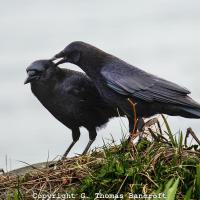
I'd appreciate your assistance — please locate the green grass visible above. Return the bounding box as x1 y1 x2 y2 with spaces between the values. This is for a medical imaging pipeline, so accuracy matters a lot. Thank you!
74 116 200 199
1 116 200 200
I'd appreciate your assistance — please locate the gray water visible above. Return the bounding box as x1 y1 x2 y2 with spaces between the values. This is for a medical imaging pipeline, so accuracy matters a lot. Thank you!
1 0 200 170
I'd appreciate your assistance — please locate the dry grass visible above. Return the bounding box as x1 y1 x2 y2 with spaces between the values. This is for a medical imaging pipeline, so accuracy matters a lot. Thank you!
0 153 104 199
0 116 200 200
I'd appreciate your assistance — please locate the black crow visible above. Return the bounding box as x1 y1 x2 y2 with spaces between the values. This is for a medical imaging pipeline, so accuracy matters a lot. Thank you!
53 41 200 132
24 60 120 158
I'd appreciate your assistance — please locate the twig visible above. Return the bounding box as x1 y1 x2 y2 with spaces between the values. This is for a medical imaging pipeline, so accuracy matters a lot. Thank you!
186 128 200 146
128 98 138 136
127 98 138 155
116 175 128 198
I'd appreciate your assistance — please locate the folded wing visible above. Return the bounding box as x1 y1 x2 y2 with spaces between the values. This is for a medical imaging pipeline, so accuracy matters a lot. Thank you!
101 63 194 107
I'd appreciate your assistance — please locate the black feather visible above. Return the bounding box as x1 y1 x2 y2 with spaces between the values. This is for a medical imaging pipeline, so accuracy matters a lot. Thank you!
54 41 200 132
25 60 122 157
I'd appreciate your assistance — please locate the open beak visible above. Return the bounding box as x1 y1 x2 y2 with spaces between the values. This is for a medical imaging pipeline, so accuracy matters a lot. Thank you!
24 71 39 84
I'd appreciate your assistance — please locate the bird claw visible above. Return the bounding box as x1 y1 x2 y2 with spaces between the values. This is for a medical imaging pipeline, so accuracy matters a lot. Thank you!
128 117 162 146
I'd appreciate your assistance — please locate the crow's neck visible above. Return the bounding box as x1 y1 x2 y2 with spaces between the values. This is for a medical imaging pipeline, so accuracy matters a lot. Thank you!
77 52 112 79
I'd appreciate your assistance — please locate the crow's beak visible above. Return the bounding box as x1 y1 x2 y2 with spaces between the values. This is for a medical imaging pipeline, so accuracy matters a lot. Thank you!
50 51 68 66
49 56 57 61
24 71 38 84
55 57 68 66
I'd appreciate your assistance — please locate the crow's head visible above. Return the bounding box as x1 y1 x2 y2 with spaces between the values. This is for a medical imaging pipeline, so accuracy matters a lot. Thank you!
51 41 87 66
51 41 107 67
24 60 56 84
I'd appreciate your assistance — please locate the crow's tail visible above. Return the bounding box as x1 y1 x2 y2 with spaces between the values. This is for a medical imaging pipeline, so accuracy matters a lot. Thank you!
165 96 200 118
178 96 200 118
180 106 200 118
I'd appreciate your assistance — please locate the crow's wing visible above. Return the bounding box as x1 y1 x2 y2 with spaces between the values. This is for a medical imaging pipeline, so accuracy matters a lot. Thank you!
60 74 97 99
61 72 107 107
101 63 191 106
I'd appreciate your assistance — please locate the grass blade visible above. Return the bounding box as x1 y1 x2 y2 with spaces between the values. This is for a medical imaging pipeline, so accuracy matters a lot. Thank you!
167 178 179 200
196 164 200 198
184 187 193 200
161 114 176 147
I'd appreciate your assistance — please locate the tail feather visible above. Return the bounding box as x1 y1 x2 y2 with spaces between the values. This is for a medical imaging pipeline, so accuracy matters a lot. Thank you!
181 107 200 118
177 96 200 118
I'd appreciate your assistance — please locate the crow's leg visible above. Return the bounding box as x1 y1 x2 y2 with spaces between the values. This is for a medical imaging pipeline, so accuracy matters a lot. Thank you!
62 141 76 159
128 117 144 142
62 128 80 159
128 117 134 133
82 140 95 155
137 117 145 141
127 116 139 154
128 117 144 132
137 118 145 132
127 98 137 132
82 128 97 155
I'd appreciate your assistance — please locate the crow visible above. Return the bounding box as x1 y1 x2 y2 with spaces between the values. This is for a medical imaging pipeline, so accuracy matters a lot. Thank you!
53 41 200 132
24 59 121 158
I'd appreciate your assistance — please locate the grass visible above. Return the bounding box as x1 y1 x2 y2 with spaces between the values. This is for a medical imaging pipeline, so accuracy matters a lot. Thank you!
0 115 200 200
